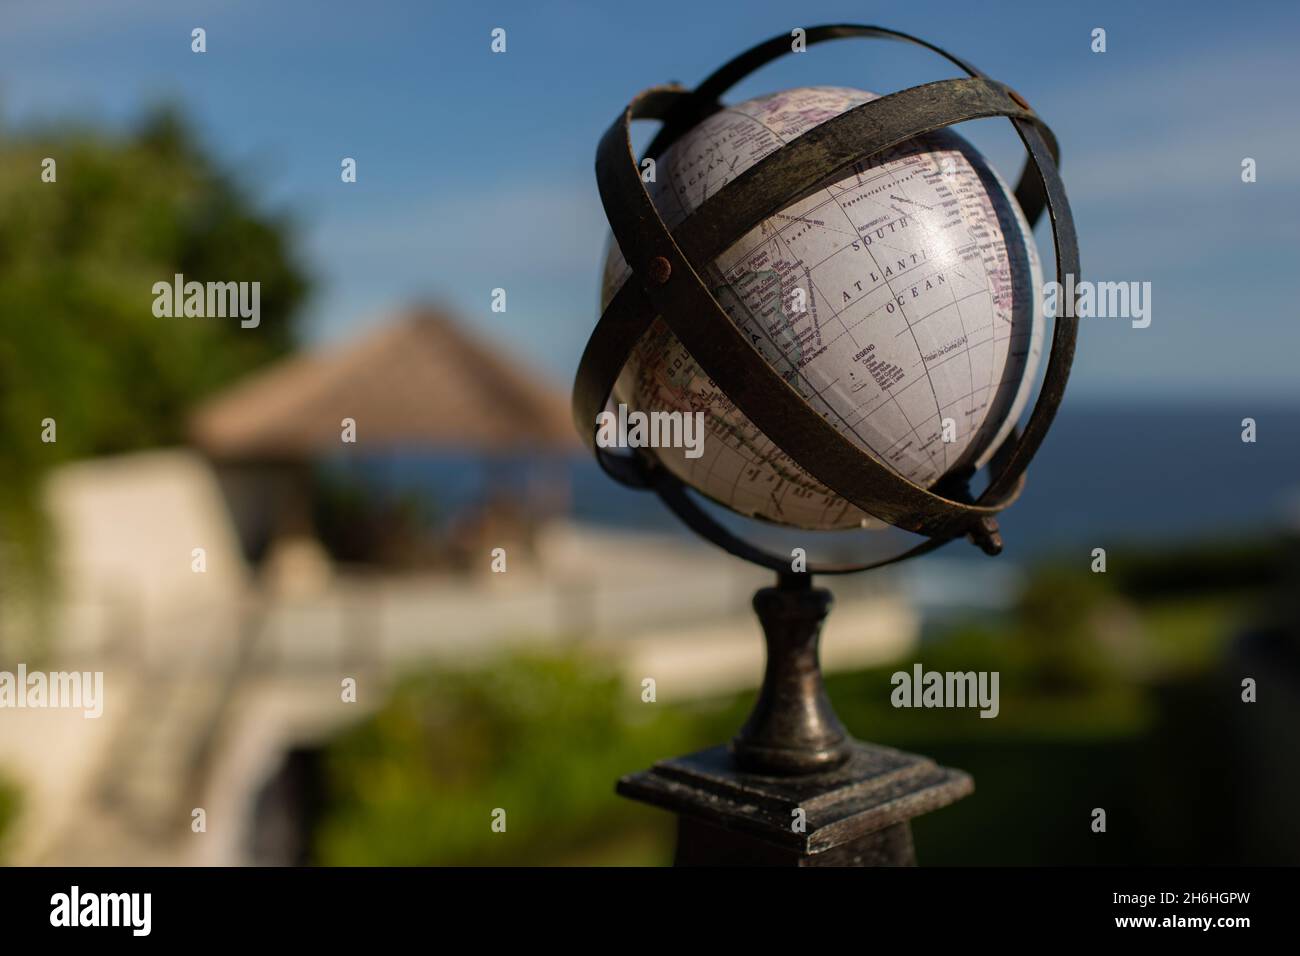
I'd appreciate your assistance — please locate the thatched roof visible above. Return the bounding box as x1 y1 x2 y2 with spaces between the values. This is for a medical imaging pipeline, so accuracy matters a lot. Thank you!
190 307 578 460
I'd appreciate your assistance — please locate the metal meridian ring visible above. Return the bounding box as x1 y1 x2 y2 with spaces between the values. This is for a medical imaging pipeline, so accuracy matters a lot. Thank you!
571 24 1081 575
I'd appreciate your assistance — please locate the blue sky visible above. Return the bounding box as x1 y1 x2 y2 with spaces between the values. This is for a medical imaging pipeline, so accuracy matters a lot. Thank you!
3 0 1297 401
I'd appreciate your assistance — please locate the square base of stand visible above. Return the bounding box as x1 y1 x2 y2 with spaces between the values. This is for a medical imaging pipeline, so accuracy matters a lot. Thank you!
617 740 973 866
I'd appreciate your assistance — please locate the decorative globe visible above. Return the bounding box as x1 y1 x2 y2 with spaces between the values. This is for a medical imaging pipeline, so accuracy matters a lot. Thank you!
601 85 1044 531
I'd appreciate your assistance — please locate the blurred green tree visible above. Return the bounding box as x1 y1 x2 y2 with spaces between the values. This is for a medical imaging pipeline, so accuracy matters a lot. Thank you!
0 772 17 862
1015 565 1119 692
316 652 710 865
0 108 309 586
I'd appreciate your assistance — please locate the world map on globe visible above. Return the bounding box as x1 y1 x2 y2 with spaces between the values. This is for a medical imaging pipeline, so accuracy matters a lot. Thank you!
601 85 1043 531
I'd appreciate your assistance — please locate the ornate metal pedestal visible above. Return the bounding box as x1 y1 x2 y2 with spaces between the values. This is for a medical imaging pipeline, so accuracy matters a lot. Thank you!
618 574 972 866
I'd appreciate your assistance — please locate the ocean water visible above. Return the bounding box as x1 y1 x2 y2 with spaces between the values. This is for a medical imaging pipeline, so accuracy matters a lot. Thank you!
572 399 1300 616
334 400 1300 572
567 399 1300 560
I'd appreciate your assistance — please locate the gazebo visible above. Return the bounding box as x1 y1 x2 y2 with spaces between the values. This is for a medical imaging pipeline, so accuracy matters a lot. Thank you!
189 306 578 571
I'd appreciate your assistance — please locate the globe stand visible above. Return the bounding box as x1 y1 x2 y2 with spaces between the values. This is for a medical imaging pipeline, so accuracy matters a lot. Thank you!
617 572 973 866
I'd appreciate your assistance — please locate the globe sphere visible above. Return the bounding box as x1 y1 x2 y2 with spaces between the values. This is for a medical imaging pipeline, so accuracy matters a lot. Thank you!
601 85 1043 531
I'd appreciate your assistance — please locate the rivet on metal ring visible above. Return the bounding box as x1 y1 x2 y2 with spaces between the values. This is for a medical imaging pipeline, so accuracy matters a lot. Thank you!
647 256 672 285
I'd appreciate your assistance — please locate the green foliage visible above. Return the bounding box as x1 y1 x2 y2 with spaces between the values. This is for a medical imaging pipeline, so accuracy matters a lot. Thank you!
1012 565 1120 692
315 652 713 866
1137 595 1245 672
312 542 1272 865
1102 538 1285 599
0 772 19 861
0 108 309 579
